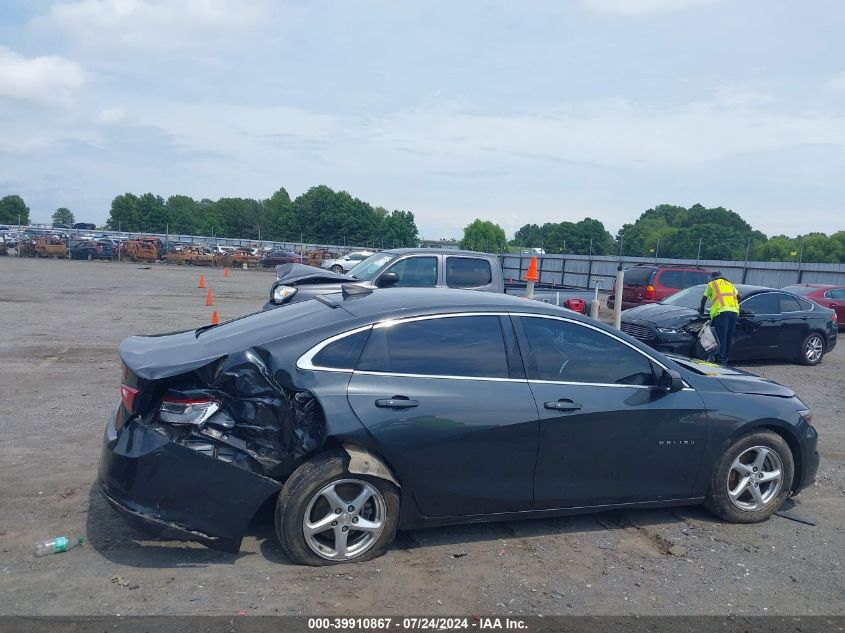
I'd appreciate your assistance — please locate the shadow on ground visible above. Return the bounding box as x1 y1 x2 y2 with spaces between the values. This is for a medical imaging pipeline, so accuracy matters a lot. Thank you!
86 481 720 569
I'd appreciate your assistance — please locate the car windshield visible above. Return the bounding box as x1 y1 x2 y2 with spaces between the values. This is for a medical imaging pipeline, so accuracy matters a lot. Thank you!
660 284 711 310
348 253 396 280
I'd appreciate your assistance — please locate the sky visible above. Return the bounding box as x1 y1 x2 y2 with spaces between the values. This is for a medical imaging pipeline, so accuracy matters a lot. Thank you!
1 0 844 239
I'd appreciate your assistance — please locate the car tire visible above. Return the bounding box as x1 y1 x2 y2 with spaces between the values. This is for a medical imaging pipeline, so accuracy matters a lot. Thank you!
275 452 400 566
331 265 344 274
798 332 825 366
704 430 793 523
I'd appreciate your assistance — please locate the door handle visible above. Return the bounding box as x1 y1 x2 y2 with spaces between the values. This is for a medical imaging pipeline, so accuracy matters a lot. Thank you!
375 398 420 409
544 399 582 411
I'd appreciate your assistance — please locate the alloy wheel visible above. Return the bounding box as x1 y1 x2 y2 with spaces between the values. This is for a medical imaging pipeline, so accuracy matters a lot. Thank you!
726 446 783 512
302 478 386 561
805 335 824 364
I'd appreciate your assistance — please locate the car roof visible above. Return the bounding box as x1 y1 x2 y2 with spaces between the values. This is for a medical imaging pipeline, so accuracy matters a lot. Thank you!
783 283 837 289
332 287 576 321
383 248 494 257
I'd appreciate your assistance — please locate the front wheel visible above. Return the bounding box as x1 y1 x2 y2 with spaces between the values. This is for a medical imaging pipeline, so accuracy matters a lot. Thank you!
331 265 344 274
275 453 399 566
798 333 825 366
705 430 793 523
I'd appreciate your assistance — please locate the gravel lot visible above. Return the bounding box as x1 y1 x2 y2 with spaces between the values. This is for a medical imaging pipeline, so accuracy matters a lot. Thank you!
1 257 843 616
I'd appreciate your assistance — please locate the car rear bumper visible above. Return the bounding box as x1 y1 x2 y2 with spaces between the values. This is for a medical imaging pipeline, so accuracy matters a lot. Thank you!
97 414 281 553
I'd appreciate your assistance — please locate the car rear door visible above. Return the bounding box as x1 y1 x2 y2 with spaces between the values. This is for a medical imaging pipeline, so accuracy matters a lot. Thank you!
514 315 707 509
346 314 539 517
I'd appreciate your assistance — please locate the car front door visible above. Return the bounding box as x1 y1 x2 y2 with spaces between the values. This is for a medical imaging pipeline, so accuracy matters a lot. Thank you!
732 292 782 360
374 256 438 288
514 315 707 509
346 314 539 517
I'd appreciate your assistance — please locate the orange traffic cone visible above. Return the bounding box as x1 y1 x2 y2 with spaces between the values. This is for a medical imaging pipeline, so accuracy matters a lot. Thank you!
211 311 219 325
206 288 214 306
524 256 539 283
223 268 230 278
198 274 205 289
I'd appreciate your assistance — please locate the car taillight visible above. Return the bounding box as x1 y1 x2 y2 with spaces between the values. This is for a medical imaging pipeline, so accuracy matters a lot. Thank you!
645 285 656 300
120 384 138 412
833 313 838 325
158 397 220 426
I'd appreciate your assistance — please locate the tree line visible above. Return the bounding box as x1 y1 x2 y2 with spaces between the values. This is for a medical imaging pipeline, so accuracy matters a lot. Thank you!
0 187 420 249
466 203 845 263
4 191 844 263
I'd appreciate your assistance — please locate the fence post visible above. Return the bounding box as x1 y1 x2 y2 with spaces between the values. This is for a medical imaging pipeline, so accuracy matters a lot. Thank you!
586 256 593 290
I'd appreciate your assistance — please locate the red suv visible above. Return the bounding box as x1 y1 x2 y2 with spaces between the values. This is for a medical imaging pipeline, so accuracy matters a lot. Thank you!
608 264 711 310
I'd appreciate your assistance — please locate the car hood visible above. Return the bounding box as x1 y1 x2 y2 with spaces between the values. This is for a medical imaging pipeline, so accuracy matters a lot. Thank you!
274 263 357 285
667 356 796 397
623 302 702 329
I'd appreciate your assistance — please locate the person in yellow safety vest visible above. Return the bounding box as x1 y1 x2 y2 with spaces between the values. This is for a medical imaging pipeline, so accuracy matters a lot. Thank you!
699 271 741 365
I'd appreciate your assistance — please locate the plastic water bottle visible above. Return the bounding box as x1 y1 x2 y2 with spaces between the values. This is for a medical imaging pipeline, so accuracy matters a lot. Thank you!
33 536 84 557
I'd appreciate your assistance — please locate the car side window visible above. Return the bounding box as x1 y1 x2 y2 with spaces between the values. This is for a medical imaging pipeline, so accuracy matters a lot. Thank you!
778 294 802 313
659 270 684 289
519 317 657 386
357 316 510 378
446 257 492 288
686 271 710 287
741 293 780 314
383 257 438 287
312 329 370 370
825 289 845 300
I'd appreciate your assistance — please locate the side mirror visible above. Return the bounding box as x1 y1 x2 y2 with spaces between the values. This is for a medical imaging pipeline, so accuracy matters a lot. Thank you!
739 308 754 318
659 369 684 393
377 272 400 288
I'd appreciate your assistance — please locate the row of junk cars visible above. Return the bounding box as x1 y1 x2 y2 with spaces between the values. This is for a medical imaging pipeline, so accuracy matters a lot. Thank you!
0 227 340 269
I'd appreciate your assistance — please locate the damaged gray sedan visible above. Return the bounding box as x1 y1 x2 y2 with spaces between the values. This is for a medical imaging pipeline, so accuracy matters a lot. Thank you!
99 287 819 565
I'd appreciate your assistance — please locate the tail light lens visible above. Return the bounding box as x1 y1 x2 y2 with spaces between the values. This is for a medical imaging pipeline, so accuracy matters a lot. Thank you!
832 313 838 326
120 384 139 412
645 285 657 300
158 397 220 426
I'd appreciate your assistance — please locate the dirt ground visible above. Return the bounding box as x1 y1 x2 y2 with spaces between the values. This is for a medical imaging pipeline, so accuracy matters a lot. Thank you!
0 257 843 617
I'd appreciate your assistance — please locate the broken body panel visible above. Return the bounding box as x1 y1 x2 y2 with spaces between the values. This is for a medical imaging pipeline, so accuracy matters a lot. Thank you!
99 300 378 552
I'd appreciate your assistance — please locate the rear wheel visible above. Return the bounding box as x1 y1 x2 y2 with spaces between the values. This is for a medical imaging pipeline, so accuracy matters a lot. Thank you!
275 453 399 566
331 265 344 274
798 333 825 366
705 430 793 523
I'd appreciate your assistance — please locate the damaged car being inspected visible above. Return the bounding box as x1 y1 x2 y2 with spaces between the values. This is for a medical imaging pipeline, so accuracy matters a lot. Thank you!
98 287 819 566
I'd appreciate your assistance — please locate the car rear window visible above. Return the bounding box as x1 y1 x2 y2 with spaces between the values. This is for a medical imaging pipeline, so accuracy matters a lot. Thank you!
357 315 510 378
658 270 684 289
446 257 492 288
623 267 656 285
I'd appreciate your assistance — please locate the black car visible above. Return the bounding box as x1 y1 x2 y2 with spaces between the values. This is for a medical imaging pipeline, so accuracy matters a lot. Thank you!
72 222 97 230
99 288 819 565
621 284 837 366
70 241 115 260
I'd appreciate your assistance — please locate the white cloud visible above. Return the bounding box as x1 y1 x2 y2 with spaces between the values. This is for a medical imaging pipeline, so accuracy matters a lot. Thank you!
96 106 126 124
581 0 718 15
39 0 269 51
0 46 86 106
824 70 845 93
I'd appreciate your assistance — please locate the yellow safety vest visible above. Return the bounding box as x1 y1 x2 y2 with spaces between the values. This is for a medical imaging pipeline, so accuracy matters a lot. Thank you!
704 278 739 319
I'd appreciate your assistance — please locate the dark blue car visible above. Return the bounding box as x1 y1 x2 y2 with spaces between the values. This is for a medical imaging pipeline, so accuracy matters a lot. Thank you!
99 288 819 565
